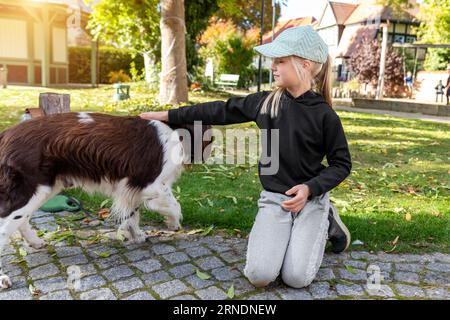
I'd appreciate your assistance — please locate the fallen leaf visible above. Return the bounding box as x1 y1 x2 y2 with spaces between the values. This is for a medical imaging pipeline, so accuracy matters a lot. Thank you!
405 213 412 221
196 268 211 280
227 284 235 299
98 208 110 220
29 284 42 297
392 236 399 246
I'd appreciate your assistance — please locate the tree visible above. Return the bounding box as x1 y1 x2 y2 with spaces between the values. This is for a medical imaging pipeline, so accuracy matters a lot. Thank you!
348 37 404 97
160 0 188 105
416 0 450 70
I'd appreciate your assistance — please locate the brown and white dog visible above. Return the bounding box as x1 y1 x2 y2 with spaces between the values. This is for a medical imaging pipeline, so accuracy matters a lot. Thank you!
0 111 213 289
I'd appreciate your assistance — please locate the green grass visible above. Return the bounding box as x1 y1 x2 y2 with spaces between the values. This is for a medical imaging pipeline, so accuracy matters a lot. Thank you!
0 82 449 253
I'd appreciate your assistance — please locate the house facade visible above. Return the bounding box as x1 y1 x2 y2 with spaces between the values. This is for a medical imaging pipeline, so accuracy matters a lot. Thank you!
0 0 90 86
316 0 422 81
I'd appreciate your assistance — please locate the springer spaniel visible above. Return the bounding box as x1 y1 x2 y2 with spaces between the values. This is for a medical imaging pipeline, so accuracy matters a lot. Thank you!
0 111 213 289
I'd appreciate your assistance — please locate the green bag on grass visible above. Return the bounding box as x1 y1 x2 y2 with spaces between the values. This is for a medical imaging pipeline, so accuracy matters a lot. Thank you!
39 194 81 213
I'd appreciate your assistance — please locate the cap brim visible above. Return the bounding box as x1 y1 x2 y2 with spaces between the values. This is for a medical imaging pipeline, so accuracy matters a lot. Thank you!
253 42 291 58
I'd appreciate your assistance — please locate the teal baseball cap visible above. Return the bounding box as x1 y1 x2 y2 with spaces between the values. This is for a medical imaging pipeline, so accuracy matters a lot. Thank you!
253 25 329 64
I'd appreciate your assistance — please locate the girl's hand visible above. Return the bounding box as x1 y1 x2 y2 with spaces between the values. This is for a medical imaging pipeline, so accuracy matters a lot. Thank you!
139 111 169 122
281 184 311 213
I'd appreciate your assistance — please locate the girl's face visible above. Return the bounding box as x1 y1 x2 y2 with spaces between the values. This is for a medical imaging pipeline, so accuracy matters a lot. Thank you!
271 56 313 88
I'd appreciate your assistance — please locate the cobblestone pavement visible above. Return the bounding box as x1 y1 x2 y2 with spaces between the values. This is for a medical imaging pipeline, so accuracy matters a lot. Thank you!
0 210 448 300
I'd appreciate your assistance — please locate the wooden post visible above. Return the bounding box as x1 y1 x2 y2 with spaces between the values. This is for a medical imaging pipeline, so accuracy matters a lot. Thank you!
376 24 388 100
41 6 50 87
39 93 71 115
91 40 98 88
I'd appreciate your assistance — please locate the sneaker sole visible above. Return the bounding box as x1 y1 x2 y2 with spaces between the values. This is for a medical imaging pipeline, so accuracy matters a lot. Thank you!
330 203 351 252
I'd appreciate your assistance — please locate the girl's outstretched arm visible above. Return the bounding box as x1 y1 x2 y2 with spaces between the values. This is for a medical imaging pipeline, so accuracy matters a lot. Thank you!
140 91 269 125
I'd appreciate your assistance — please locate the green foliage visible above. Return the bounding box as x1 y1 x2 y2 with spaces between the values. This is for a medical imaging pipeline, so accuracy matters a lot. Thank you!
68 46 144 84
416 0 450 71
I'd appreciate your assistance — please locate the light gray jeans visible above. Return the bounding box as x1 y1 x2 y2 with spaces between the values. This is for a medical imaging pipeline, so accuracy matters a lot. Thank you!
244 189 331 288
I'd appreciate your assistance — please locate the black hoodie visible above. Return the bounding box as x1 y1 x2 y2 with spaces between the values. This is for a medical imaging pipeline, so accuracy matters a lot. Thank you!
167 89 352 200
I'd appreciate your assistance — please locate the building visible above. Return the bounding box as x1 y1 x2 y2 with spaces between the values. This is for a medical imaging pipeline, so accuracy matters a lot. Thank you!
316 0 422 81
0 0 91 86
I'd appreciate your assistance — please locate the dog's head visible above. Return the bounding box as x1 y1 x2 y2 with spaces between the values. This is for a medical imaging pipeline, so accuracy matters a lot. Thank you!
167 122 214 164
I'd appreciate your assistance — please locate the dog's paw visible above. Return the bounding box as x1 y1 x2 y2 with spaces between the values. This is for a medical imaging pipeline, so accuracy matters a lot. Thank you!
0 275 12 290
129 230 148 244
166 219 182 231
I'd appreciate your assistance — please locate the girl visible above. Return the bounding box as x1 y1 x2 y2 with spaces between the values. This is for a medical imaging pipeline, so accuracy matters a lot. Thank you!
140 25 352 289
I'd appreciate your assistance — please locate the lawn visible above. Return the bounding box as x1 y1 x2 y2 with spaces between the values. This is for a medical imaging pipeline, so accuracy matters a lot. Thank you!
0 82 448 253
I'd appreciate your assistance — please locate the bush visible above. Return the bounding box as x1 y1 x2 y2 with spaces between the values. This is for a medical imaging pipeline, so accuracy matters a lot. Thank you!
69 46 144 84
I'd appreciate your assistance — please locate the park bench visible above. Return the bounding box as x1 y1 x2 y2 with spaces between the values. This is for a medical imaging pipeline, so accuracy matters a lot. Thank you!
215 74 239 90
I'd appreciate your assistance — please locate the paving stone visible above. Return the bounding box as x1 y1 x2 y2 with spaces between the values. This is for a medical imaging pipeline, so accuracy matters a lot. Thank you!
219 250 244 263
395 263 424 273
113 277 144 294
162 252 190 265
395 284 426 297
124 249 153 262
425 262 450 273
195 256 225 270
142 270 171 285
219 277 256 296
74 274 107 292
394 271 420 284
338 268 367 281
247 292 280 300
170 294 198 300
55 246 83 258
125 291 155 300
59 254 89 267
29 263 60 280
80 288 117 300
40 290 73 300
423 271 449 287
195 286 228 300
185 274 215 289
169 263 196 278
153 279 189 299
124 291 156 300
95 254 126 269
277 287 313 300
365 284 395 297
315 268 335 281
152 244 176 255
211 266 241 281
206 244 232 253
336 284 366 296
132 258 162 273
175 239 202 249
309 281 337 299
0 287 33 300
24 252 53 268
185 246 212 258
102 265 134 281
425 287 450 299
344 260 367 270
34 276 68 294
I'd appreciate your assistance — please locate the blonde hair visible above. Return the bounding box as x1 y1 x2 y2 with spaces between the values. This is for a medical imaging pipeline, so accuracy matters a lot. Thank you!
259 54 333 118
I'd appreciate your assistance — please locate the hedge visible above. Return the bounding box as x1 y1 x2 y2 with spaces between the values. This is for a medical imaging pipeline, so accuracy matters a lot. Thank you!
69 46 145 84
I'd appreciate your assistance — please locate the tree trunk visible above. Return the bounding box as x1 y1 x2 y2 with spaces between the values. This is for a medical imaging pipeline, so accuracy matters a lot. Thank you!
159 0 188 105
143 52 155 84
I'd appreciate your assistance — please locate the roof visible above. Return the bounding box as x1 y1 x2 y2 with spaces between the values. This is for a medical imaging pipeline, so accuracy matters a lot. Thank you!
336 24 378 58
16 0 92 13
344 2 419 25
328 1 357 25
261 16 318 44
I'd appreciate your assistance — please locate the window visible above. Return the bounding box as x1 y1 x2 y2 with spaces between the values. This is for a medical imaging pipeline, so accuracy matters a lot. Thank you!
394 34 405 43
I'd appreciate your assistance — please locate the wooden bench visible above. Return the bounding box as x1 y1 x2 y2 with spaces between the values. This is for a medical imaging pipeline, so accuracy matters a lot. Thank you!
215 74 240 90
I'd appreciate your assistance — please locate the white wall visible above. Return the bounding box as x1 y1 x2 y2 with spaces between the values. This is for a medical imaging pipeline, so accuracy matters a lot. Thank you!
52 27 67 63
0 18 28 59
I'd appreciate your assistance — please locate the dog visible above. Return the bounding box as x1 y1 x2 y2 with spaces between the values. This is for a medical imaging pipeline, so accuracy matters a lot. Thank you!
0 111 213 289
